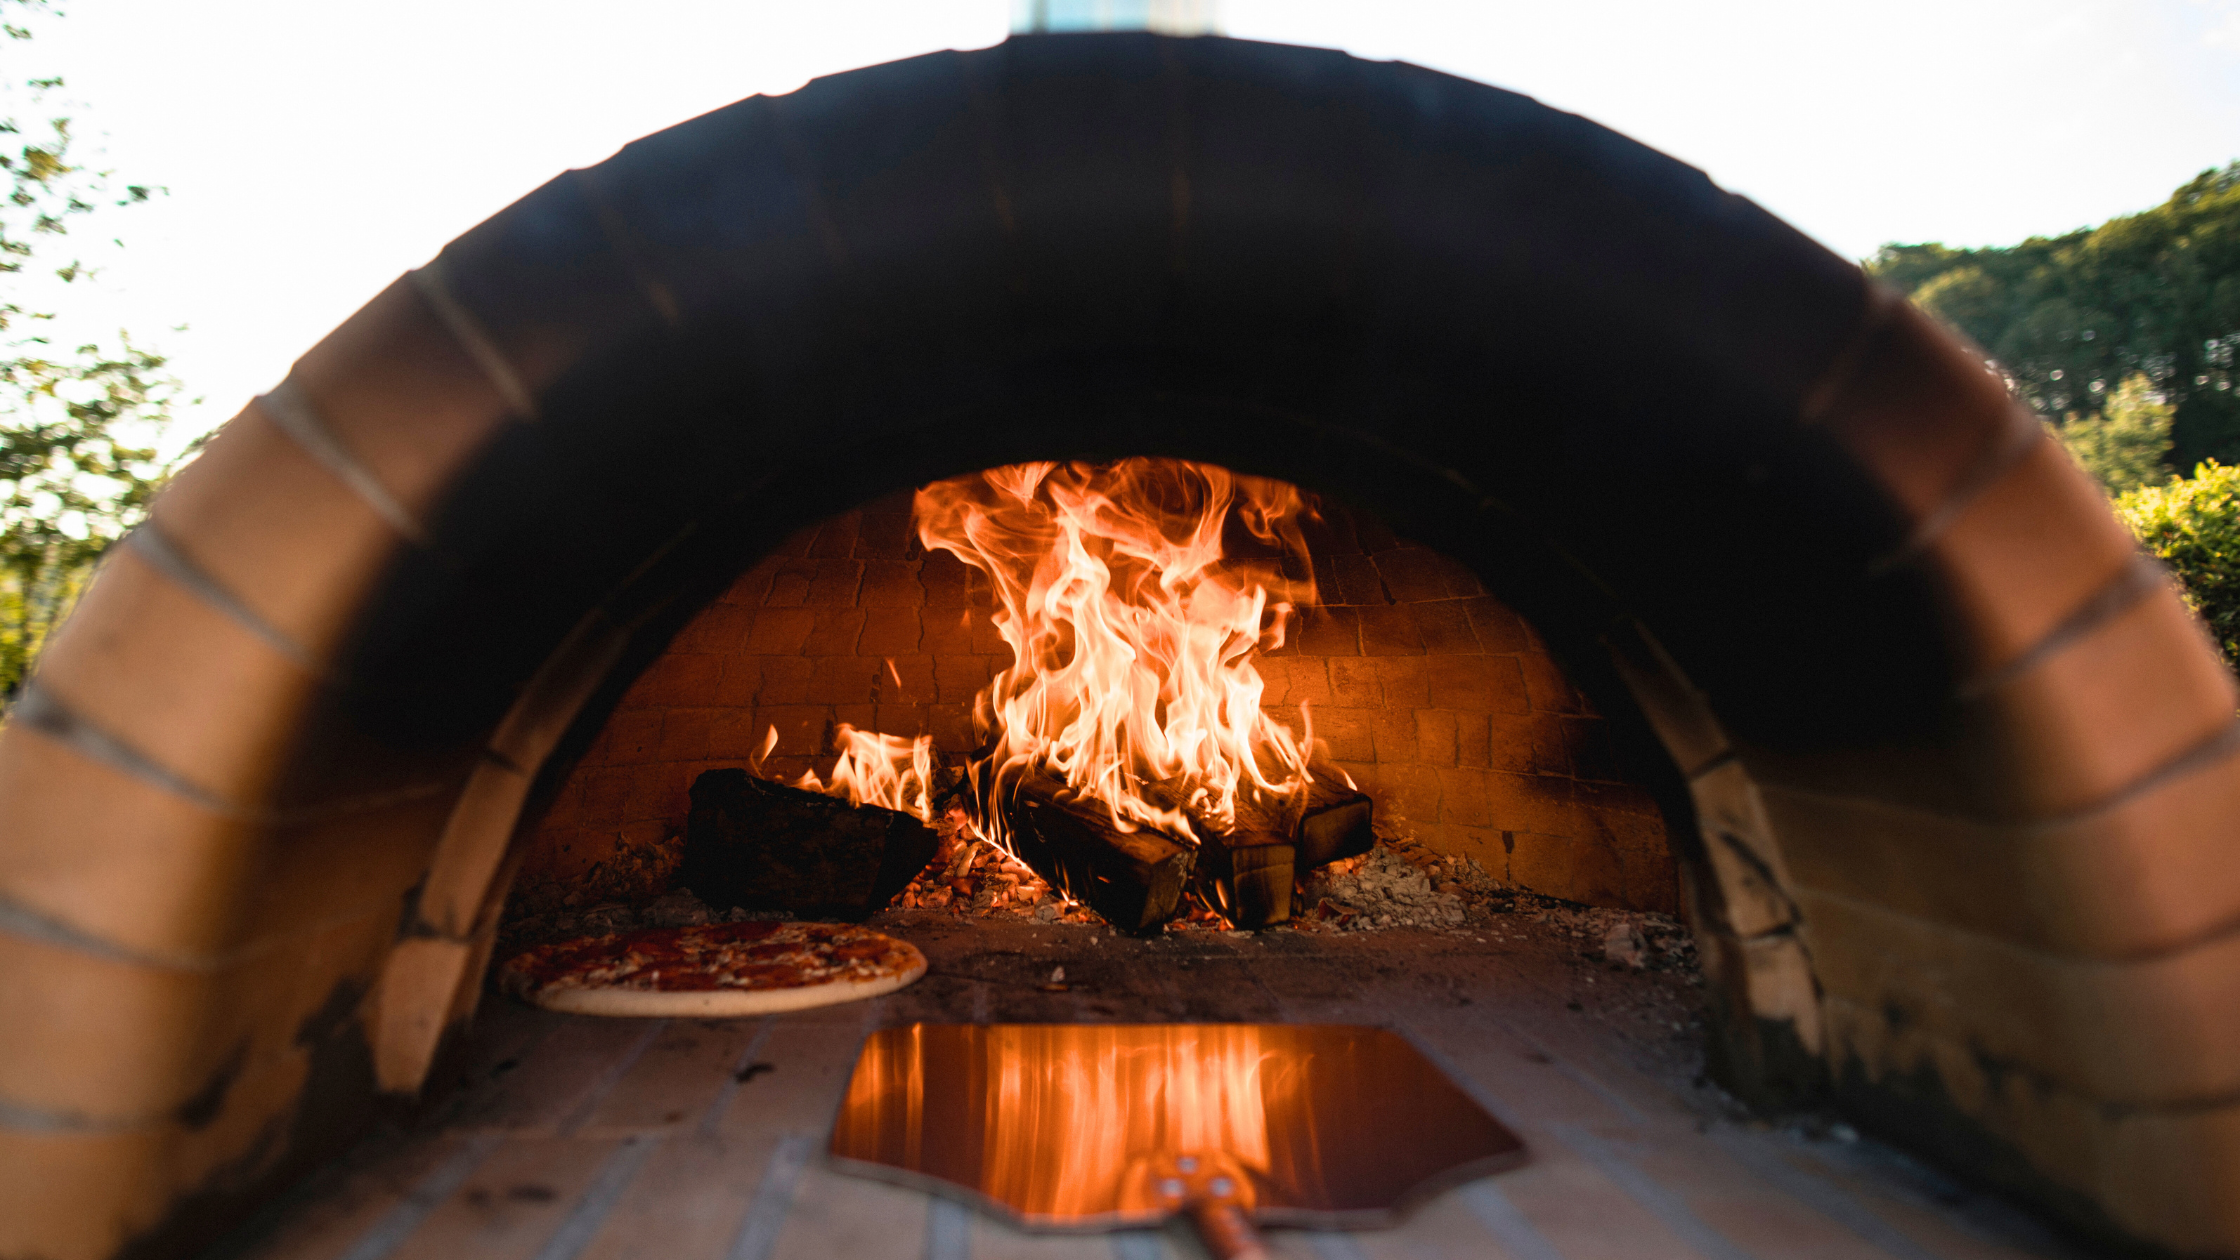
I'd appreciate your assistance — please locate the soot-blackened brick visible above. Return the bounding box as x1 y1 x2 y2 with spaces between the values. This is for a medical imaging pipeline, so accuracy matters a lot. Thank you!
857 605 923 656
742 608 816 655
800 607 868 656
806 559 864 606
1359 604 1425 656
934 655 995 703
1294 607 1360 656
1372 658 1430 709
763 558 818 606
1427 655 1530 715
921 551 974 607
807 513 860 558
712 658 762 708
1312 707 1376 763
807 657 880 705
1410 601 1481 654
1414 709 1460 766
880 655 939 705
858 560 925 606
754 656 814 705
854 512 916 559
1458 596 1531 653
1328 657 1381 707
1372 547 1452 603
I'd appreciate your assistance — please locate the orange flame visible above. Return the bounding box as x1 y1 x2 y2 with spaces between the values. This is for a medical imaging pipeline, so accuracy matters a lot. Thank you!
914 459 1319 845
784 723 938 823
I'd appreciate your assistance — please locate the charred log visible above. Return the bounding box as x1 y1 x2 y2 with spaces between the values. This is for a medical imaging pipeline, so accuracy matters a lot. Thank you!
679 769 939 921
1197 830 1295 929
1297 779 1375 870
1003 780 1195 934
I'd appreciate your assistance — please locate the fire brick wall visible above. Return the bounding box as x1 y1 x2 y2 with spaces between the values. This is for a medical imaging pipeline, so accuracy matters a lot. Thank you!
517 489 1678 913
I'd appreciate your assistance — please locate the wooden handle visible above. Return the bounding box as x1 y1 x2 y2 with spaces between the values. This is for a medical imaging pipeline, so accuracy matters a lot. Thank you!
1185 1200 1271 1260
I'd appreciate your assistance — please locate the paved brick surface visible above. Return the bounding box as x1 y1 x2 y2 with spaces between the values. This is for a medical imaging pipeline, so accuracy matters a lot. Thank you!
223 918 2085 1260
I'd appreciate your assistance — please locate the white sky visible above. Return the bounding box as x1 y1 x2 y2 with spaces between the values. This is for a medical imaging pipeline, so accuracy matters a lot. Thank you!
16 0 2240 447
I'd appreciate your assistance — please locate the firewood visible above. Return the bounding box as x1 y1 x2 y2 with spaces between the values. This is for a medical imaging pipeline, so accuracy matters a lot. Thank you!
679 769 940 921
1298 778 1374 870
1002 779 1195 934
1197 830 1295 929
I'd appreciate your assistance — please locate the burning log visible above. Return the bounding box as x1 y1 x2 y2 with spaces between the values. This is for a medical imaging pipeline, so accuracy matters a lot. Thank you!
679 769 940 921
1197 830 1296 928
1003 779 1195 934
1195 780 1374 930
1298 779 1375 870
999 774 1375 933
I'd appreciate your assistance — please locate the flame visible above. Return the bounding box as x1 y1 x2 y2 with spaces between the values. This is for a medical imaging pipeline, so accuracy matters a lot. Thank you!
914 459 1320 846
786 723 938 823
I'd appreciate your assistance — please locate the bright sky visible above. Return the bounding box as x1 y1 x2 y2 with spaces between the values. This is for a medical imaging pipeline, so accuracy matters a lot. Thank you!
17 0 2240 446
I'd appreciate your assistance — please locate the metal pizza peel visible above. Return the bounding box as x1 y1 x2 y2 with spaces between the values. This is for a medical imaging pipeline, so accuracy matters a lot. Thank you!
828 1023 1527 1259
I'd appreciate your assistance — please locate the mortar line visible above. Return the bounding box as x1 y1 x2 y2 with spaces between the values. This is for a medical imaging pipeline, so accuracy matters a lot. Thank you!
725 1131 816 1260
1551 1122 1759 1260
1457 1180 1568 1260
699 1016 778 1138
1705 1130 1949 1260
256 378 429 544
558 1019 668 1136
529 1134 661 1260
332 1132 504 1260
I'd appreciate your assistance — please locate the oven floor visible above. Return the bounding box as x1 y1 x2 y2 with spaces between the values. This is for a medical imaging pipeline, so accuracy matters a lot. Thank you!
219 914 2087 1260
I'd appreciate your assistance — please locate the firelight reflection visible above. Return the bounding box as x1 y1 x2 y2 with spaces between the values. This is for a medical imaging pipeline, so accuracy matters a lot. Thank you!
829 1023 1526 1228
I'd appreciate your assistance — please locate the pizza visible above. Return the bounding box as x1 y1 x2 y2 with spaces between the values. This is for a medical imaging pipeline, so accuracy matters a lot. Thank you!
498 921 927 1017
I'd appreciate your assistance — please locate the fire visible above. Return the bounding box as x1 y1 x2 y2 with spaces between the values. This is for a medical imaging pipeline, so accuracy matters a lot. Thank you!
759 458 1327 909
915 459 1321 845
761 722 939 824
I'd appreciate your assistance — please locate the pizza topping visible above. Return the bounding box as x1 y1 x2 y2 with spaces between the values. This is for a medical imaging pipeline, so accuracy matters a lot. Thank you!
500 921 921 998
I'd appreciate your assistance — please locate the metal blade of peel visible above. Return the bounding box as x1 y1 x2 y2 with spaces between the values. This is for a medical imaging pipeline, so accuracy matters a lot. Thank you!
827 1023 1527 1251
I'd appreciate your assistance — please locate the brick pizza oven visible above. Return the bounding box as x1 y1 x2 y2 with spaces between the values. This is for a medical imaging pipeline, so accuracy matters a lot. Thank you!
3 32 2237 1260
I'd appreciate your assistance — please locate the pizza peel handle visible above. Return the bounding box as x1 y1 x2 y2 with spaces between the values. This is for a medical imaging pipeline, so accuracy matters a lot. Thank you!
1189 1200 1270 1260
827 1024 1528 1252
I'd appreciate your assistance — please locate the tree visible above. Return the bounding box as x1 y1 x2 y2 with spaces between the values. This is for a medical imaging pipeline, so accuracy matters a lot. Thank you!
1870 163 2240 469
2050 372 2175 496
0 0 178 702
2116 462 2240 669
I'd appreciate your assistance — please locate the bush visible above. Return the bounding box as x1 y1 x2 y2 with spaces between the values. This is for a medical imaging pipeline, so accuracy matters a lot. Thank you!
2053 373 2175 496
2116 461 2240 667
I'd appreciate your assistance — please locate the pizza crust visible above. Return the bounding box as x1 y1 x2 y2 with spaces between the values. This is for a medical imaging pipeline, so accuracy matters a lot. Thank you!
529 948 927 1017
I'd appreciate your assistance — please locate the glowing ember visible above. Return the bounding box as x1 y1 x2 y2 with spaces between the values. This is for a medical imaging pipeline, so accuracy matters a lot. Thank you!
915 459 1322 846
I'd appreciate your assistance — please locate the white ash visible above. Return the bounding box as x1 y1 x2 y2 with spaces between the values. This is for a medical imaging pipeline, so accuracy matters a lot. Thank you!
1303 845 1468 929
1603 920 1649 969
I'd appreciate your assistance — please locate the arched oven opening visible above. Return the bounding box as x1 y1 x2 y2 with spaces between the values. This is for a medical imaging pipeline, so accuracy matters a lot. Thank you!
504 460 1687 954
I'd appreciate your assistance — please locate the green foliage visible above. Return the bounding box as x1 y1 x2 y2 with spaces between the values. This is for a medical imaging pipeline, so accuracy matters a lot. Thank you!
2051 372 2175 496
2117 462 2240 668
0 0 177 702
1869 162 2240 468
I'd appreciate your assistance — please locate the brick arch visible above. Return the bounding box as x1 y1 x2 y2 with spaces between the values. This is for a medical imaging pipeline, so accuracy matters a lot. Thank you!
2 32 2236 1260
